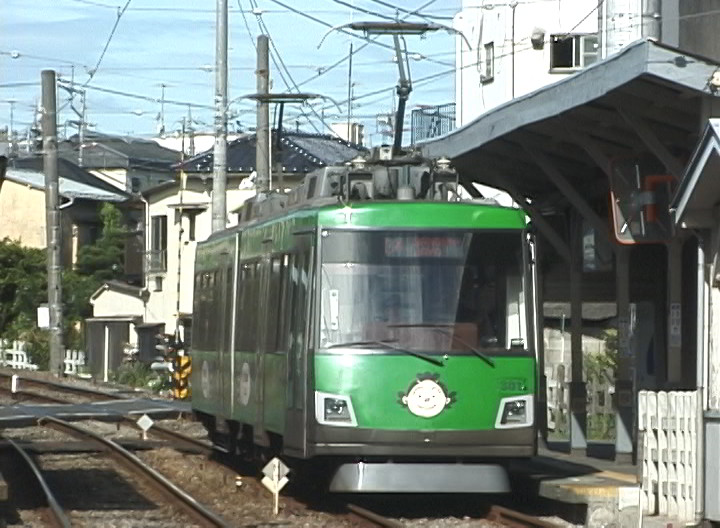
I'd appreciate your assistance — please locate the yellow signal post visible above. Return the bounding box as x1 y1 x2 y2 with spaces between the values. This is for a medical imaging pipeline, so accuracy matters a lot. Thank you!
172 354 191 400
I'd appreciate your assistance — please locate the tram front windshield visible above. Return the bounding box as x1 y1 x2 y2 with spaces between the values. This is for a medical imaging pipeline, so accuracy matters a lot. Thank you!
319 230 527 352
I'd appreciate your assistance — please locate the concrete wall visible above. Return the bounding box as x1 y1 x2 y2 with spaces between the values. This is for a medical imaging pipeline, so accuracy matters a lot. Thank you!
454 0 600 126
679 0 720 61
0 180 47 247
89 168 129 192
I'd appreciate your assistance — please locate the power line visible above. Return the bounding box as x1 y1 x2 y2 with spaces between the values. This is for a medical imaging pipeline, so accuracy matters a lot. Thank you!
84 0 133 86
328 0 398 22
365 0 453 21
58 80 216 109
265 0 452 68
247 0 329 135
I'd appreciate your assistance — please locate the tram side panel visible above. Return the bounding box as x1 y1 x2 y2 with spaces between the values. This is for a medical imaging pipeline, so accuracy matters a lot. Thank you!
191 234 237 421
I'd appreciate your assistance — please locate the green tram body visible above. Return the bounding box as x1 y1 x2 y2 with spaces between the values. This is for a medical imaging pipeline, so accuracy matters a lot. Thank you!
191 157 537 493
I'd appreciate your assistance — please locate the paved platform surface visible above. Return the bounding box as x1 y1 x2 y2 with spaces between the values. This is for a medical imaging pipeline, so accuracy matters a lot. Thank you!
0 398 192 427
509 441 641 527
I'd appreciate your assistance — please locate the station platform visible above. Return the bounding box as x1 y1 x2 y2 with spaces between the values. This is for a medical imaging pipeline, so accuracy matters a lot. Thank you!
505 441 639 527
0 398 191 427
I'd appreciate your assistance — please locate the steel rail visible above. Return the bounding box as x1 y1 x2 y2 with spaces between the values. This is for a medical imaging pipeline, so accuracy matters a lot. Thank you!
1 381 212 456
5 437 71 528
37 416 231 528
488 505 565 527
0 372 129 401
0 384 68 404
121 417 217 456
346 503 406 528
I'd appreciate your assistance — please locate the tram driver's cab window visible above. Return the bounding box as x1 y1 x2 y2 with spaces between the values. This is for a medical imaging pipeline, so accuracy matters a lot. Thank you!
319 230 527 352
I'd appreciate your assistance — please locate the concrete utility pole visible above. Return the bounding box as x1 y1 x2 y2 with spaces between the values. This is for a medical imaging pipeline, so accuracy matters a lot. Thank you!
256 35 270 194
41 70 65 376
211 0 228 233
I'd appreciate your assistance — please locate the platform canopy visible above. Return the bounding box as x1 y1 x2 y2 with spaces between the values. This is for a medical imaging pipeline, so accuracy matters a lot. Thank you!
671 119 720 228
420 39 720 252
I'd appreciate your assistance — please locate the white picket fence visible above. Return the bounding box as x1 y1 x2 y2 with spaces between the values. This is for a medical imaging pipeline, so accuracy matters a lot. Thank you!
638 390 698 522
0 339 87 376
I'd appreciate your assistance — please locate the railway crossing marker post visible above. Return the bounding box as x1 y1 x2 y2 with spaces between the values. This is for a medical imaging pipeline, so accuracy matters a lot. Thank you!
136 414 153 441
261 457 289 515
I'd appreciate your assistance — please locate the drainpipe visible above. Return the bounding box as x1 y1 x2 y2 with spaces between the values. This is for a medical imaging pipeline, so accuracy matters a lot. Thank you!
58 197 75 210
642 0 661 41
138 193 150 322
696 234 707 523
510 1 518 99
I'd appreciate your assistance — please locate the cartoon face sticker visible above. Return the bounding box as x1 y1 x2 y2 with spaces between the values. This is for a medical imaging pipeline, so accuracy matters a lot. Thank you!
399 374 455 418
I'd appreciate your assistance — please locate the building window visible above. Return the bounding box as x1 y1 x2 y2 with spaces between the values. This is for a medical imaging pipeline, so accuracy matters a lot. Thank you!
479 41 494 83
188 213 196 242
149 215 167 272
550 34 598 71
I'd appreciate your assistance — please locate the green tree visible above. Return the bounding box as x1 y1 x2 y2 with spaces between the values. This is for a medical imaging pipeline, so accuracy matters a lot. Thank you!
0 203 130 354
0 238 47 336
74 203 127 281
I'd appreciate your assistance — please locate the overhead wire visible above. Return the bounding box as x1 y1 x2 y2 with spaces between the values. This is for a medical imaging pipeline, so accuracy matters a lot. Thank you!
266 0 452 68
241 0 325 135
83 0 133 86
365 0 452 21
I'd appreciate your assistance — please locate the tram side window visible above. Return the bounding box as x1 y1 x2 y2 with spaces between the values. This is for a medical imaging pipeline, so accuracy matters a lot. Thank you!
276 254 291 351
193 271 215 351
235 264 248 352
265 258 284 352
192 272 204 349
289 250 310 409
236 262 259 351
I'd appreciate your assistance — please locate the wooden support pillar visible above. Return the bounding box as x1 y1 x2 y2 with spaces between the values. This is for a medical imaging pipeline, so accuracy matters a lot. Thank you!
533 236 548 447
569 218 587 454
667 239 683 385
615 246 634 462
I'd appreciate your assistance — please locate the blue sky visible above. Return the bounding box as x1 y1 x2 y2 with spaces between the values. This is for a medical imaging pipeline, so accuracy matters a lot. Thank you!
1 0 462 146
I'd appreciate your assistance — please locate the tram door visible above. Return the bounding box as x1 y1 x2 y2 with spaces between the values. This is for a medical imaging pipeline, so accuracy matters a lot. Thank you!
284 236 314 457
254 250 272 446
218 246 235 417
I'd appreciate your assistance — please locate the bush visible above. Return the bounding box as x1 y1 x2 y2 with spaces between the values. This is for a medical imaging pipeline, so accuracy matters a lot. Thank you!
21 327 50 370
112 361 156 388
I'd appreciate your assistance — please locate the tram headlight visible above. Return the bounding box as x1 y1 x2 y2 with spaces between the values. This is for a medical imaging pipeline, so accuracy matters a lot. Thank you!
315 391 358 427
495 395 534 429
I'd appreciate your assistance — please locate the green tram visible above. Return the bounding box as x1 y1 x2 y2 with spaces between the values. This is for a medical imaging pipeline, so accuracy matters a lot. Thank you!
191 149 538 493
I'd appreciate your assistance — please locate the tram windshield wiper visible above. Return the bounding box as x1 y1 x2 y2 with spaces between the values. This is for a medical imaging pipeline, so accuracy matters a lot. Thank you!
325 339 444 367
388 324 496 368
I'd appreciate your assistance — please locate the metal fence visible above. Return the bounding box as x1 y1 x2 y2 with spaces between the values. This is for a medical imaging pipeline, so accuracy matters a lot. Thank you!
410 103 456 144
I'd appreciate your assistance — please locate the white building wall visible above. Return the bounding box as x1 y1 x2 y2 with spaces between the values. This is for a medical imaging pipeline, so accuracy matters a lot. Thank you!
144 178 255 332
454 0 619 126
91 290 145 318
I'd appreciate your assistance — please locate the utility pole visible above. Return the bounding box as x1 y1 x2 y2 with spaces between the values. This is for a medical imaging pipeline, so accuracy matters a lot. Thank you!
78 89 86 166
41 70 65 377
159 83 167 137
256 35 270 194
211 0 228 233
347 43 353 142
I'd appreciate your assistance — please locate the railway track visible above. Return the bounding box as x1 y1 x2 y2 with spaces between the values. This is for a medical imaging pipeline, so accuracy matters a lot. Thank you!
488 505 566 527
33 416 231 527
5 437 71 528
346 503 405 527
0 373 216 456
0 371 135 403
